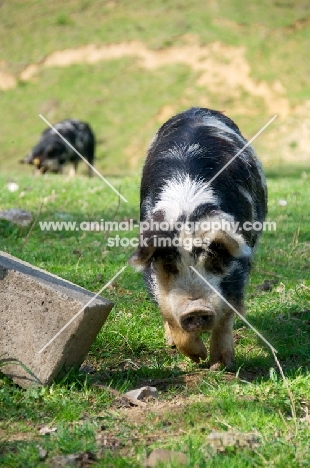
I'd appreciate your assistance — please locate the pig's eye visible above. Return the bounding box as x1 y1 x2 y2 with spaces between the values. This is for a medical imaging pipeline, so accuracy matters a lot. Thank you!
192 247 206 259
161 255 179 274
204 241 231 273
47 149 57 158
155 252 178 275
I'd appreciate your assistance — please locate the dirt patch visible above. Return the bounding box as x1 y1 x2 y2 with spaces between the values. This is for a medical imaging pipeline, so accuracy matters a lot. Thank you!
3 37 289 118
118 392 210 434
0 71 16 90
1 36 309 166
266 100 310 164
0 428 37 443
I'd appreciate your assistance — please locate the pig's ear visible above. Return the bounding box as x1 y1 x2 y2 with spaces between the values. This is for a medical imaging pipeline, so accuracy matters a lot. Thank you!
129 210 169 271
128 235 156 271
214 230 251 258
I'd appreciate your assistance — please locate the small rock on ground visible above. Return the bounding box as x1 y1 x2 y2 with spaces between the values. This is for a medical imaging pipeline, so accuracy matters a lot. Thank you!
146 448 188 467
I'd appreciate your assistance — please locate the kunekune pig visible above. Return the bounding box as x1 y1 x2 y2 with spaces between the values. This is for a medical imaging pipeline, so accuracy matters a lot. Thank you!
20 119 95 176
129 107 267 368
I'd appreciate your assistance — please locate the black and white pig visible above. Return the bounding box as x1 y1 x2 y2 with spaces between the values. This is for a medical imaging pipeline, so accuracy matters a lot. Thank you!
20 119 95 176
129 107 267 368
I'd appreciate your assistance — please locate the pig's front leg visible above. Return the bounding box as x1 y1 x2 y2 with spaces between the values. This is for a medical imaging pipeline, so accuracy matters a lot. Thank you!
167 322 207 363
209 313 235 369
164 321 175 347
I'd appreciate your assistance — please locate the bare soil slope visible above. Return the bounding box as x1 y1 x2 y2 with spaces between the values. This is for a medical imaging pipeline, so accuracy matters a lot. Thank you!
1 38 309 167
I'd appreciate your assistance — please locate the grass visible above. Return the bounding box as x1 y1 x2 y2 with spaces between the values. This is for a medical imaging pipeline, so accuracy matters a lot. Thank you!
1 0 310 76
1 0 310 174
0 170 309 467
1 60 197 174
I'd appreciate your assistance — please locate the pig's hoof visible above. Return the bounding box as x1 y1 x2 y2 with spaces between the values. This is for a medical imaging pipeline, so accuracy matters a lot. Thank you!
209 361 224 371
209 347 234 370
188 349 208 364
189 354 202 363
164 322 175 347
166 336 176 347
209 358 234 371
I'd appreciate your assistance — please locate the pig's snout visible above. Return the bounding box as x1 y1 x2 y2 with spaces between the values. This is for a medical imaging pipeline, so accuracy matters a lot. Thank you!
180 308 215 332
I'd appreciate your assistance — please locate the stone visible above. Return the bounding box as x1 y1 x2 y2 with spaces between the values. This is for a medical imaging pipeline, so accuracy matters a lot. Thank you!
146 449 188 467
205 431 260 452
124 386 159 401
0 208 32 226
0 251 114 388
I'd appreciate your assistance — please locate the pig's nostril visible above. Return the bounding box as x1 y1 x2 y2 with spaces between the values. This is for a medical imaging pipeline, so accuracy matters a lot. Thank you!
186 316 195 325
181 311 214 332
200 315 212 326
183 316 198 330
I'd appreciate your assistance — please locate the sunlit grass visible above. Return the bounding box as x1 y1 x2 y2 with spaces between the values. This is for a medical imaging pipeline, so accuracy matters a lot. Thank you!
0 171 309 466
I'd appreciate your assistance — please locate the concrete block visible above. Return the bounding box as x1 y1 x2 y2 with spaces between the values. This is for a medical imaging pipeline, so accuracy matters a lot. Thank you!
0 251 114 388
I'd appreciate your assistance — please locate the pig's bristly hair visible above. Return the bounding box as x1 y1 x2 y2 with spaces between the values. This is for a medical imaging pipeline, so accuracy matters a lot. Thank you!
154 174 219 222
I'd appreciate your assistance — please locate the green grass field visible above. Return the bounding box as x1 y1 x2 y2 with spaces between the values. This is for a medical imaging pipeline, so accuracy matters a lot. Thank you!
1 0 310 174
0 171 309 467
1 1 310 466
